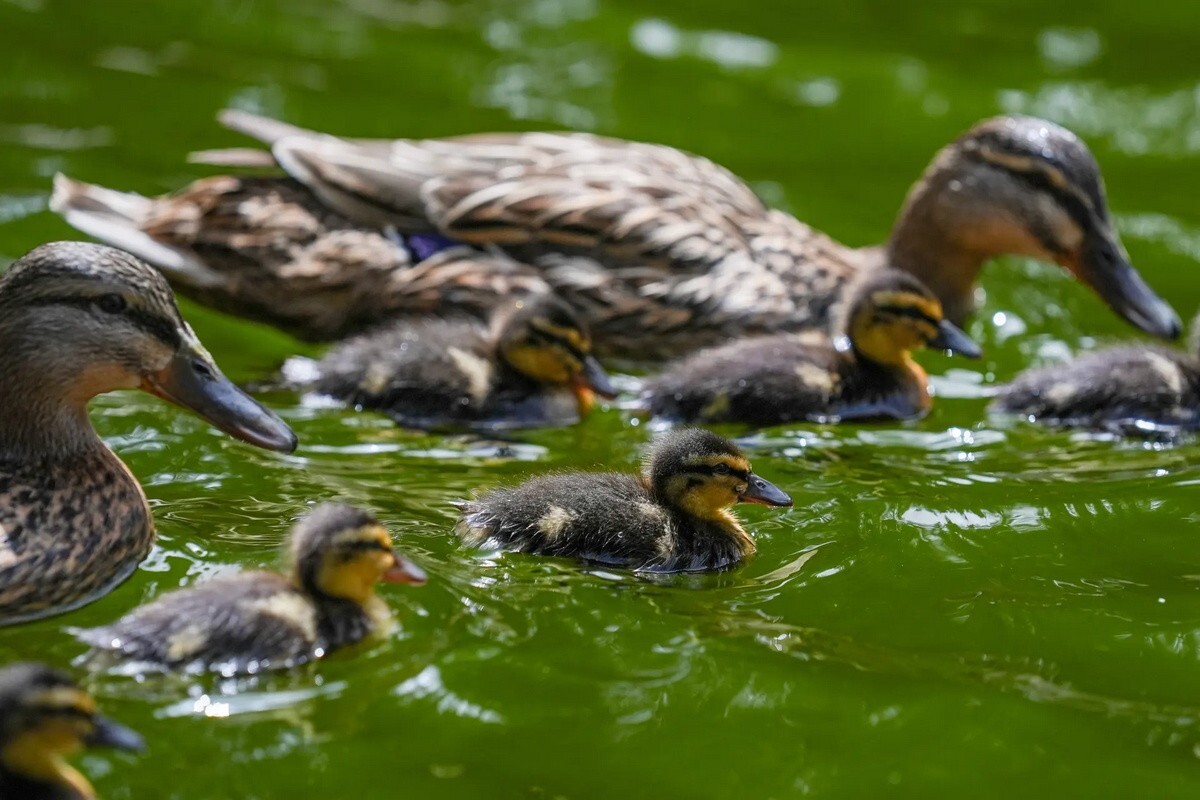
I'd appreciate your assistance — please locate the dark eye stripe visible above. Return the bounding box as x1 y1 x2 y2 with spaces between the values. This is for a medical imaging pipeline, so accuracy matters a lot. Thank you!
28 295 182 348
529 328 587 361
341 540 390 553
966 150 1099 243
685 465 750 482
876 304 938 326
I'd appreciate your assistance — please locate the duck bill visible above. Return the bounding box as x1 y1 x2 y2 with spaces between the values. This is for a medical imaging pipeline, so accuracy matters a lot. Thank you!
141 339 298 454
928 319 983 359
570 355 617 416
383 551 427 585
740 473 793 508
85 715 146 752
1065 228 1181 340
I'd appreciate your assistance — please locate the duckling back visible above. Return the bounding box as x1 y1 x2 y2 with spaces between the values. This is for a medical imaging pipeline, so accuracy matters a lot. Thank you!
992 345 1200 432
642 333 924 425
456 472 749 572
74 572 367 673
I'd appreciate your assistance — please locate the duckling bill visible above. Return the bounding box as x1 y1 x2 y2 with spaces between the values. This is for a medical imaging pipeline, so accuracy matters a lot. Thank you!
0 662 144 800
455 428 792 572
74 503 425 674
291 294 616 430
641 270 981 426
0 242 297 626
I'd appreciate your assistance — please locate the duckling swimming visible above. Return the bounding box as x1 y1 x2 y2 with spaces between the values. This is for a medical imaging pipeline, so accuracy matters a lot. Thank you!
53 113 1179 357
74 503 426 674
455 428 792 572
0 242 297 626
0 661 144 799
291 294 616 429
641 270 982 426
990 320 1200 433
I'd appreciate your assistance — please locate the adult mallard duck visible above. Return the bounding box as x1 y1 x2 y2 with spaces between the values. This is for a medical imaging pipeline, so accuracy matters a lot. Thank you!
0 242 297 626
0 661 144 799
642 270 981 426
50 113 1179 359
455 428 792 572
990 313 1200 434
74 503 426 674
290 293 616 430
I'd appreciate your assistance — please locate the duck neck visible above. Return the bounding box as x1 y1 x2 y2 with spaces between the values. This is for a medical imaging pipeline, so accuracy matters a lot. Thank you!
885 173 986 326
0 340 104 462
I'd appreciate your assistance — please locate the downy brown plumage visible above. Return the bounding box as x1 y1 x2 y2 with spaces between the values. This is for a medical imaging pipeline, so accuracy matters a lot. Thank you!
455 428 792 572
642 270 981 426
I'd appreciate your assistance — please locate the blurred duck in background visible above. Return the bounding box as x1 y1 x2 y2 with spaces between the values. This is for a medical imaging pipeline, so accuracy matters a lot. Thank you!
51 113 1179 360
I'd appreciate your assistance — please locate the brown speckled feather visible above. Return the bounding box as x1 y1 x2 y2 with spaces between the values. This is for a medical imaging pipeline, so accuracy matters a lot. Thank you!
0 445 152 625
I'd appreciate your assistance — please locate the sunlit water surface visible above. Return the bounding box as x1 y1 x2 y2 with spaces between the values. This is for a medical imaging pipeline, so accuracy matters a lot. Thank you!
2 1 1200 797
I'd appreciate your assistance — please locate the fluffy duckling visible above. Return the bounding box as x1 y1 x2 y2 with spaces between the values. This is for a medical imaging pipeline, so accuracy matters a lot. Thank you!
0 242 297 626
73 504 426 674
642 270 982 426
292 294 616 429
455 428 792 572
0 662 144 800
990 319 1200 433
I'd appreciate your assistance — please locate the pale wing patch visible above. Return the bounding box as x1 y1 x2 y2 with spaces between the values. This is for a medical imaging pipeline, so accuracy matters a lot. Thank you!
165 624 210 662
1044 382 1078 405
0 524 15 570
447 347 493 403
245 593 319 643
1145 352 1185 395
793 362 837 394
536 505 575 540
360 361 394 396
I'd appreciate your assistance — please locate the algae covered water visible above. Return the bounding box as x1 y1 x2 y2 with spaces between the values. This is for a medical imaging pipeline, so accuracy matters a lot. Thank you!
2 0 1200 796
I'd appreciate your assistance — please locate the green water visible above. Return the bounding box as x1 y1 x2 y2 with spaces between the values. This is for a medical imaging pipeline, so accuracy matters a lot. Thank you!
3 0 1200 796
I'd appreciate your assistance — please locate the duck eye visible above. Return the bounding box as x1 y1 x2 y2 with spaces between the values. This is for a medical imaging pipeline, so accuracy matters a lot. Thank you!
96 293 127 314
712 464 731 476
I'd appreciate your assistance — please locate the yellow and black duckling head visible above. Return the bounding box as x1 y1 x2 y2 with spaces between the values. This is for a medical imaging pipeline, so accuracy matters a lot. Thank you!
290 503 427 606
835 270 981 370
648 428 793 523
0 662 143 799
891 116 1179 339
0 241 296 455
493 294 617 416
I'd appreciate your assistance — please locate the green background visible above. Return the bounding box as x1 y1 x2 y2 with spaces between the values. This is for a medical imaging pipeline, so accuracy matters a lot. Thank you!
2 0 1199 796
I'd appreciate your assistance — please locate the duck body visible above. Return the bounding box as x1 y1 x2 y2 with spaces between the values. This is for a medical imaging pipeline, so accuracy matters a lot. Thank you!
643 334 926 425
642 270 981 426
297 294 614 430
75 504 426 674
74 572 374 673
51 114 1180 359
0 449 150 625
0 242 296 626
456 428 792 573
991 345 1200 433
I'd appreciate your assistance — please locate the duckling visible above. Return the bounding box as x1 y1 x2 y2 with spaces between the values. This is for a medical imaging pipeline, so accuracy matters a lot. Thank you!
0 662 144 800
52 114 1179 359
642 270 982 426
292 293 616 430
455 428 792 572
0 242 297 626
73 503 426 674
990 317 1200 433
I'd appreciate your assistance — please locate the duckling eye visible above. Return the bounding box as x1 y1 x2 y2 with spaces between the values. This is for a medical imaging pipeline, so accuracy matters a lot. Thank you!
96 293 127 314
712 464 732 476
